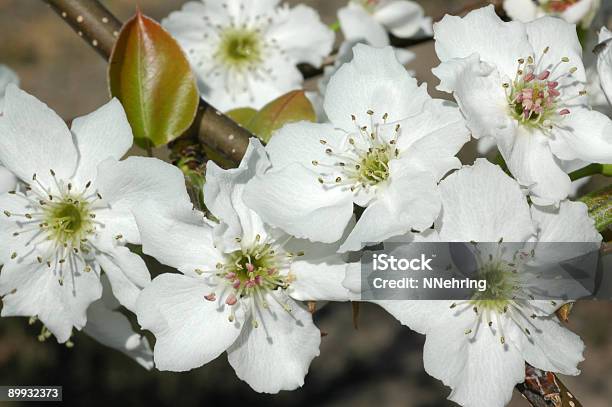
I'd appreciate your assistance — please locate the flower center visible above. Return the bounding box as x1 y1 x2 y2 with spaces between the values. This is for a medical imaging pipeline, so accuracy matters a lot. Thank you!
450 243 540 346
200 234 303 326
44 199 93 247
218 28 262 68
221 243 290 296
3 170 107 284
314 110 399 194
503 48 585 130
470 260 519 313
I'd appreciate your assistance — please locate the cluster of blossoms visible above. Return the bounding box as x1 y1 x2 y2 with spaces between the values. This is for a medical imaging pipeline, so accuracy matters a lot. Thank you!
1 2 611 407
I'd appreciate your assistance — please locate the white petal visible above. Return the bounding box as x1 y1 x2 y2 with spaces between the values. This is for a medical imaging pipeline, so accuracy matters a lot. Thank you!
324 44 429 131
287 242 350 302
204 62 302 111
134 200 224 275
510 315 584 375
84 277 154 369
338 4 389 47
550 108 612 163
268 5 334 67
96 156 191 242
596 27 612 105
437 159 536 242
531 200 602 243
264 122 346 169
0 65 19 112
71 98 133 186
375 299 448 335
0 165 17 194
433 5 532 77
374 0 427 38
0 85 77 184
0 193 35 264
432 54 515 145
136 273 244 372
95 245 150 312
227 294 320 393
561 0 596 25
244 163 354 243
400 100 470 180
204 139 269 251
501 127 572 205
525 17 585 83
339 167 440 252
503 0 539 22
423 313 525 407
0 261 102 343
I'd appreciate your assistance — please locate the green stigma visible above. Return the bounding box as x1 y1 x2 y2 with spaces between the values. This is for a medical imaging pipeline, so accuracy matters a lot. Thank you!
44 197 93 247
357 145 393 186
218 28 262 68
470 260 518 313
218 241 294 298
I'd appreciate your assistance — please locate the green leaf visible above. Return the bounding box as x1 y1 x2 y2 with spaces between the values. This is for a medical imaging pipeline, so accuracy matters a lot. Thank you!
244 90 316 143
226 107 258 128
580 184 612 232
108 10 199 149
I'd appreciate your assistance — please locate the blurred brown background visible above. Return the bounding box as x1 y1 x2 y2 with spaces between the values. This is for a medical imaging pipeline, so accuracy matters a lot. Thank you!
0 1 611 406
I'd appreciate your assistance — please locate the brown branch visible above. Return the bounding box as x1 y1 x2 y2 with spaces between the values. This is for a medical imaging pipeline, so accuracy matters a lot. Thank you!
43 0 250 166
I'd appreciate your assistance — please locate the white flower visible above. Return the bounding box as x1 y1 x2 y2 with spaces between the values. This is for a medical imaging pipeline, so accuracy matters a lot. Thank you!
338 0 432 47
83 275 154 369
0 85 189 343
346 159 601 407
433 5 612 205
503 0 600 29
163 0 334 111
244 44 469 252
595 26 612 106
134 139 350 393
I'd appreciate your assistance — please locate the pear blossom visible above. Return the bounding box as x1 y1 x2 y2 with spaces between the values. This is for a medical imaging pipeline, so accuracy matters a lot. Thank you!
135 139 350 393
244 44 469 252
345 159 601 407
503 0 600 29
338 0 432 47
433 5 612 205
595 26 612 106
162 0 334 111
0 86 189 343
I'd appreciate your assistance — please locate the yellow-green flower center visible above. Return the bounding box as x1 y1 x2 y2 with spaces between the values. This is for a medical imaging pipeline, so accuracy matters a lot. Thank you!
44 197 93 247
356 145 393 186
218 28 262 68
470 260 518 313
